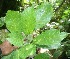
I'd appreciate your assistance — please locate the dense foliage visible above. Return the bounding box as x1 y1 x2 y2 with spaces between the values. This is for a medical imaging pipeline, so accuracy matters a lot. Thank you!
0 0 70 59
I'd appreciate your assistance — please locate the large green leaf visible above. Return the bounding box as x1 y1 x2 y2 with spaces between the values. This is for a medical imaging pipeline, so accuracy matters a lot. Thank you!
5 7 36 46
5 10 24 47
33 29 68 49
35 2 53 29
21 7 36 35
34 53 50 59
2 44 36 59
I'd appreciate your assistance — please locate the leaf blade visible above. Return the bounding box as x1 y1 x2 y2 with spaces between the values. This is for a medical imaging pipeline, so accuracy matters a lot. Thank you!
35 2 53 29
33 29 68 49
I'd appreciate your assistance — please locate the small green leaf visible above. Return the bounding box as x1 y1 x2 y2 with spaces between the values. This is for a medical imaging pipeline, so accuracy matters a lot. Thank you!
33 29 68 49
53 50 63 59
35 2 53 29
34 53 50 59
60 32 68 40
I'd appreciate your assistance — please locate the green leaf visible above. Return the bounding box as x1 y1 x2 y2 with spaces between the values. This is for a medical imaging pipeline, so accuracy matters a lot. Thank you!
35 2 53 29
53 50 62 59
5 10 21 32
5 7 36 46
10 50 21 59
34 53 50 59
21 7 36 35
19 44 36 59
33 29 68 49
7 32 23 47
5 8 36 35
